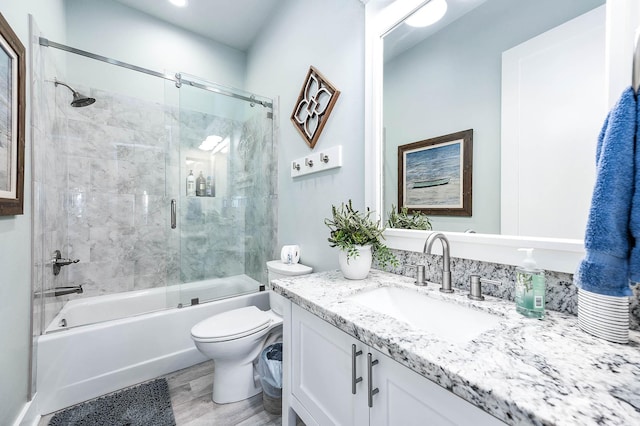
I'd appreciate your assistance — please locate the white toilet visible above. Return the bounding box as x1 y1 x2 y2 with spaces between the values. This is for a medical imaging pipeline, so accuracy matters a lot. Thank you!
190 260 312 404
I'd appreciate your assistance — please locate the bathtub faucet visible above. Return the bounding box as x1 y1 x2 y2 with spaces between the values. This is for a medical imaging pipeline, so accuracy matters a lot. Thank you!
34 285 83 298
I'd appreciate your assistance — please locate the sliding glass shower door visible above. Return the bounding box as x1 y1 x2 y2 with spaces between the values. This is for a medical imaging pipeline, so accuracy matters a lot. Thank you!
168 73 277 307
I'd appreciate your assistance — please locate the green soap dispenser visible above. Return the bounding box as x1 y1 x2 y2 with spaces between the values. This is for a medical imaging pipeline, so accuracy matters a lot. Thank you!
515 248 545 319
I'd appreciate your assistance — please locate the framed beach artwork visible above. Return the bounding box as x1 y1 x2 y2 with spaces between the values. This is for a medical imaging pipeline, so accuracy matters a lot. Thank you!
398 129 473 216
0 12 25 216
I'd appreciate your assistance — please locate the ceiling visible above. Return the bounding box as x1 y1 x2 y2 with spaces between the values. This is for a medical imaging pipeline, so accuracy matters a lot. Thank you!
384 0 487 62
112 0 283 51
110 0 486 60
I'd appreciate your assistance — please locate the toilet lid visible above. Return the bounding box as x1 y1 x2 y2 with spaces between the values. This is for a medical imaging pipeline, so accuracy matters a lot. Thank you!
191 306 271 341
267 260 313 276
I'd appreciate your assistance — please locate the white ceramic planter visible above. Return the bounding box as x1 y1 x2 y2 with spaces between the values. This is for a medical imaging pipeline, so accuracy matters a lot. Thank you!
338 245 373 280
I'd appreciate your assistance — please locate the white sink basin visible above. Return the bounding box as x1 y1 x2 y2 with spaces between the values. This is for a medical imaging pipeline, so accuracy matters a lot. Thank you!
347 287 503 344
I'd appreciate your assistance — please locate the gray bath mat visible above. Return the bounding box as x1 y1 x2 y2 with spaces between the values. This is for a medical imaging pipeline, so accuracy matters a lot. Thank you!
48 378 175 426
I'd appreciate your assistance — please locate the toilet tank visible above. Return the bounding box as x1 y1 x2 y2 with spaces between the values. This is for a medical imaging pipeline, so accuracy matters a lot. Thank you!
266 260 312 315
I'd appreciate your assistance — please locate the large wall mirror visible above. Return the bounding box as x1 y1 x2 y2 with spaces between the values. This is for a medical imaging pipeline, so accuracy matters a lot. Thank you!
382 0 605 238
364 0 619 272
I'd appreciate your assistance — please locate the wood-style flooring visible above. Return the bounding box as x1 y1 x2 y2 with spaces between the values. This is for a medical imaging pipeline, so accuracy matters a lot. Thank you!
38 360 283 426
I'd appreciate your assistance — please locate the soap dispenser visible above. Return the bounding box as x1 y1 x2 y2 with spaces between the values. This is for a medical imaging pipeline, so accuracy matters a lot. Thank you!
515 248 545 319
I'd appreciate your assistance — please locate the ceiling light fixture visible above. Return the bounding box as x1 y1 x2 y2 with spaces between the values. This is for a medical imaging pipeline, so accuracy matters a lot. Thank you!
405 0 448 28
168 0 188 7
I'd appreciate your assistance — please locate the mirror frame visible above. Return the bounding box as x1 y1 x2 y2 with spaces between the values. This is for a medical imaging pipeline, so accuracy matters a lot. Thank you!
363 0 634 273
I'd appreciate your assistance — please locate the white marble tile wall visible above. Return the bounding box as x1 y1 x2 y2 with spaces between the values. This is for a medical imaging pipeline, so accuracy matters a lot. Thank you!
58 89 169 297
375 248 640 330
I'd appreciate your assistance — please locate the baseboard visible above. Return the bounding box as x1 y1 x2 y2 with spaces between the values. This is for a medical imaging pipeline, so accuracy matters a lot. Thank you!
13 397 40 426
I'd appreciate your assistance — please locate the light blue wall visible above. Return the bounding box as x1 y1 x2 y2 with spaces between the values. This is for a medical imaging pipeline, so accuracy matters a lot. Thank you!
246 0 366 273
0 1 66 424
63 0 247 104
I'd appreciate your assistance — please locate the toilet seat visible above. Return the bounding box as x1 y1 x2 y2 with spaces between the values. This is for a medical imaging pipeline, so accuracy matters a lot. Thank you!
191 306 272 343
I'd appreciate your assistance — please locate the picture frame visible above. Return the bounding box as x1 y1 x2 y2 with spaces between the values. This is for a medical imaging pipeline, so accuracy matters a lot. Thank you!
398 129 473 217
290 66 340 149
0 12 25 216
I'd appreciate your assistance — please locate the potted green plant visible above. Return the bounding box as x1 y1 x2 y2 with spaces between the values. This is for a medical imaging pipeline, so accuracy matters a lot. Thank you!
325 200 397 279
386 205 432 230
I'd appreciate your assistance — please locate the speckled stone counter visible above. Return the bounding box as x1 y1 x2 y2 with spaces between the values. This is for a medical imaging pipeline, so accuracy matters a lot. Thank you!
270 269 640 426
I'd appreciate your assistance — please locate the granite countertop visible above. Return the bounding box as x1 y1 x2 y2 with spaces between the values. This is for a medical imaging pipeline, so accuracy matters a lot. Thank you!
270 269 640 426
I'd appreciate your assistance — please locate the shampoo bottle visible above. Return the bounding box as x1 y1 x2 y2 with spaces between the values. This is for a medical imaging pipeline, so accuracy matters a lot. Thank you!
196 171 206 196
186 170 196 197
206 176 213 197
515 248 545 319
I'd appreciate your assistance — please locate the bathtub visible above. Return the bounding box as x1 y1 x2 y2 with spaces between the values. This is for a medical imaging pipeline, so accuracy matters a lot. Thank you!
44 274 262 333
35 276 269 415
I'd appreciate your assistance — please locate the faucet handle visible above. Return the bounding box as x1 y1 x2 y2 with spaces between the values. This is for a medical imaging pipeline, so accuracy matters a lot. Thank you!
468 275 501 301
51 249 80 276
468 275 484 300
415 265 426 286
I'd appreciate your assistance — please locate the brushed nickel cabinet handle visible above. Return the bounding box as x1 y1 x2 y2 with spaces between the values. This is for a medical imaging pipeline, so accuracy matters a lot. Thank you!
367 353 379 407
352 344 363 394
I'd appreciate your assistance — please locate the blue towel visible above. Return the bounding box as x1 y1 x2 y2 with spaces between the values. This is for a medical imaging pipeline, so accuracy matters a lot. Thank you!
630 90 640 283
575 87 635 297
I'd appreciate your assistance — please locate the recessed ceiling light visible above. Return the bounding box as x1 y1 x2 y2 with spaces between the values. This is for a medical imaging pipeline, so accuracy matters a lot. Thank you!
169 0 188 7
405 0 448 28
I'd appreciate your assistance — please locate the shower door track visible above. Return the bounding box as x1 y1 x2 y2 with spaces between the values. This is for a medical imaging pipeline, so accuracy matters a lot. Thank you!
38 37 273 108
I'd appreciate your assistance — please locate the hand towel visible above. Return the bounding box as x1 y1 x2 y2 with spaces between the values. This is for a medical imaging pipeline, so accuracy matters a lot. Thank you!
574 87 635 297
629 91 640 283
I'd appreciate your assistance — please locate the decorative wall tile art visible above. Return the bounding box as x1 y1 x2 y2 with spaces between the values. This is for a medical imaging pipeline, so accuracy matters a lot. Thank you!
291 66 340 149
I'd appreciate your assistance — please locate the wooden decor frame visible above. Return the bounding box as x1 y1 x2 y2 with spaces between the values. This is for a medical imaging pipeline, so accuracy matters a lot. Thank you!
291 66 340 149
398 129 473 217
0 12 25 216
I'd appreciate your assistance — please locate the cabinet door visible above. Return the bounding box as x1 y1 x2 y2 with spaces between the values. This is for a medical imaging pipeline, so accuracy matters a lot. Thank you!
368 348 505 426
291 305 369 426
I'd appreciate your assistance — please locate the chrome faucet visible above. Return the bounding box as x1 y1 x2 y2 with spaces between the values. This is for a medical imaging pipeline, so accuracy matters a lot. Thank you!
423 232 453 293
34 285 83 298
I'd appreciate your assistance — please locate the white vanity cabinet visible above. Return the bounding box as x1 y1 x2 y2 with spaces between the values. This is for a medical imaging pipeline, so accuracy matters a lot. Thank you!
290 305 368 425
288 304 504 426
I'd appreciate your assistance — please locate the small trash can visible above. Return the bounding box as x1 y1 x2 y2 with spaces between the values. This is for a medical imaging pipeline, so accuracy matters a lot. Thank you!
258 342 283 414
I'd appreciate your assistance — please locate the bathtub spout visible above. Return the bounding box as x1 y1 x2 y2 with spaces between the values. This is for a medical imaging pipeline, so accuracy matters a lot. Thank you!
34 285 83 298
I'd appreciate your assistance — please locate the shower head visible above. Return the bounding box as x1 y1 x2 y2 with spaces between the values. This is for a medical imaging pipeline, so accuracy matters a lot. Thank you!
54 80 96 107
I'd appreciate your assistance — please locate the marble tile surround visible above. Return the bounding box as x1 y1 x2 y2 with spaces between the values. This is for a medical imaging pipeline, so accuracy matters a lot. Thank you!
375 248 640 330
32 39 277 328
